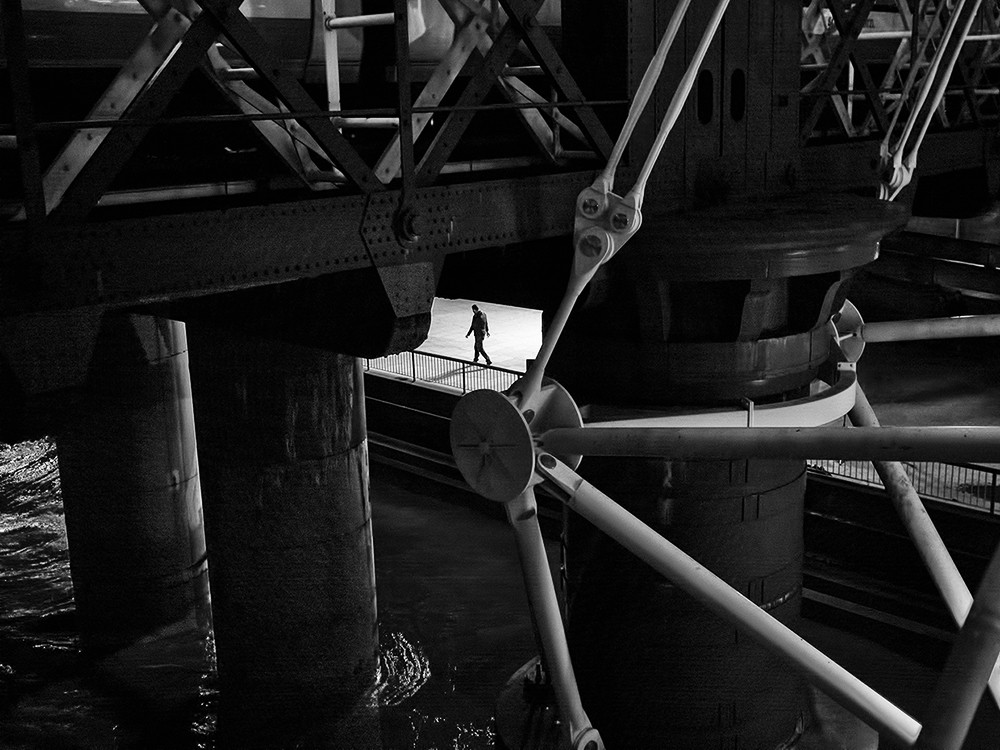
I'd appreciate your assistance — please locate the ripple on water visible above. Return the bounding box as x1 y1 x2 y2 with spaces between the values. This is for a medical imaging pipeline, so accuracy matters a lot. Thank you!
376 630 431 707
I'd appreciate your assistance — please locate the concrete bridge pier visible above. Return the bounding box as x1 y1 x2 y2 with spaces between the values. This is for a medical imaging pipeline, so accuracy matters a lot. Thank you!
545 197 904 748
185 328 379 749
57 314 209 656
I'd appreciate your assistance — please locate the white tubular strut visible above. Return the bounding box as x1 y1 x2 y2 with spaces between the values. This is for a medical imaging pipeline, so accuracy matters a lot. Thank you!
593 0 694 196
626 0 732 210
505 489 604 750
534 452 923 748
516 0 731 410
850 386 1000 712
878 0 984 201
914 541 1000 749
832 299 1000 362
536 424 1000 462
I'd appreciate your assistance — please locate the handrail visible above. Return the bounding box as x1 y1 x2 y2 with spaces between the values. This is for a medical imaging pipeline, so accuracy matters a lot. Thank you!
810 458 1000 516
365 349 522 395
368 349 1000 516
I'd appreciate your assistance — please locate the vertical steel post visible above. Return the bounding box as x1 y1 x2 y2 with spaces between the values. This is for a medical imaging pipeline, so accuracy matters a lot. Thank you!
992 472 997 516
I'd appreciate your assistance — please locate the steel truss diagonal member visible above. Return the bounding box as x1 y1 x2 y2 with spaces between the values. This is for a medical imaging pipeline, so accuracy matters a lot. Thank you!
48 8 235 222
498 0 613 159
414 0 546 184
196 0 382 192
800 0 877 143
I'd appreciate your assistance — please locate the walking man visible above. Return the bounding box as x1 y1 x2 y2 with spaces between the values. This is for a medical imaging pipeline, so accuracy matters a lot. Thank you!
466 304 492 366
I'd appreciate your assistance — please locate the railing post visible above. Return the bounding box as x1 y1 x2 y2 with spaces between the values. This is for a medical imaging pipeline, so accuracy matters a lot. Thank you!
462 363 467 394
410 351 417 382
993 472 998 516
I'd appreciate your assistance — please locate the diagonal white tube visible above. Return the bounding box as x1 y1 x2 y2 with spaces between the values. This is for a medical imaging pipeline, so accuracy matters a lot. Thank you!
913 540 1000 748
535 453 922 747
595 0 693 194
628 0 732 208
850 385 1000 710
505 488 602 749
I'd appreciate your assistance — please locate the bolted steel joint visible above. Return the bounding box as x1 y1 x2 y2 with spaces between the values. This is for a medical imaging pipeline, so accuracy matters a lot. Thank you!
610 212 630 231
579 233 604 258
394 207 426 245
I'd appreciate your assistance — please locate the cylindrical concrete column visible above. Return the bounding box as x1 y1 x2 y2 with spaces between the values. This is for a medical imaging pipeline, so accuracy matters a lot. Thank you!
186 328 378 748
57 314 209 656
564 456 806 747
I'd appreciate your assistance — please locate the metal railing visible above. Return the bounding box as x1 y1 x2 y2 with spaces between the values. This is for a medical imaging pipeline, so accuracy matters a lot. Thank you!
367 350 1000 517
809 459 1000 516
365 350 523 394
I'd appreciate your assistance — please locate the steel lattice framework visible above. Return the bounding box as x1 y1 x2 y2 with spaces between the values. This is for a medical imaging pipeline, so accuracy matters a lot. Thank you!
801 0 1000 142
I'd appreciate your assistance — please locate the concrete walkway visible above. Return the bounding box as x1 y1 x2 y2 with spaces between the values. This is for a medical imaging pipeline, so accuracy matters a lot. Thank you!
417 297 541 373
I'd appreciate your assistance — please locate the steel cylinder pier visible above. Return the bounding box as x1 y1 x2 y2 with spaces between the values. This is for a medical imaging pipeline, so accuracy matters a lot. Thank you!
185 328 379 748
57 314 209 656
544 196 906 749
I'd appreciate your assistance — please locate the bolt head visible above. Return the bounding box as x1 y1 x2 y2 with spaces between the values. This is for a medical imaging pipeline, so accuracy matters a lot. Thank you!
579 234 603 257
611 212 630 230
580 198 600 216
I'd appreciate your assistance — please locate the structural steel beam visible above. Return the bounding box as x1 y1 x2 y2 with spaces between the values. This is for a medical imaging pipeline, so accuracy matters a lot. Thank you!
195 0 382 192
800 0 877 143
47 11 234 223
825 0 891 135
0 172 596 317
415 5 540 184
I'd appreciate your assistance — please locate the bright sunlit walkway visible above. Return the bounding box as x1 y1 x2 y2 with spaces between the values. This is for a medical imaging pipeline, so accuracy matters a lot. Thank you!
416 297 542 373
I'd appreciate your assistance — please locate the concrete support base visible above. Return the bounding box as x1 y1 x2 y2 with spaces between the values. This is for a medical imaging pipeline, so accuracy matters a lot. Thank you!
57 314 209 656
186 329 379 748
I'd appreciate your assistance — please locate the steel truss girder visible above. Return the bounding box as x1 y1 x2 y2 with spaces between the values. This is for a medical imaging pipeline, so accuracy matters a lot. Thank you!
801 0 1000 144
800 0 877 143
194 0 383 193
0 172 597 318
415 0 613 185
47 10 236 223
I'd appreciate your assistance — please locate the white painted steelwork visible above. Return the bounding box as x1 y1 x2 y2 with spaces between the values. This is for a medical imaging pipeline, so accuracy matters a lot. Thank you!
534 452 923 748
850 385 1000 712
537 425 1000 462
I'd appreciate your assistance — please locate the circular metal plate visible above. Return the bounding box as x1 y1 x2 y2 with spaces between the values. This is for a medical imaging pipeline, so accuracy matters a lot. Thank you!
450 389 536 503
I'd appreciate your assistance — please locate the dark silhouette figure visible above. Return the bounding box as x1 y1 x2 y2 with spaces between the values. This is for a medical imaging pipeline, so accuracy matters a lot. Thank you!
466 304 492 366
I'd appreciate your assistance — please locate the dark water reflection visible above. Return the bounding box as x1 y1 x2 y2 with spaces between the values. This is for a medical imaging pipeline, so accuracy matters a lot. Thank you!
0 440 540 749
